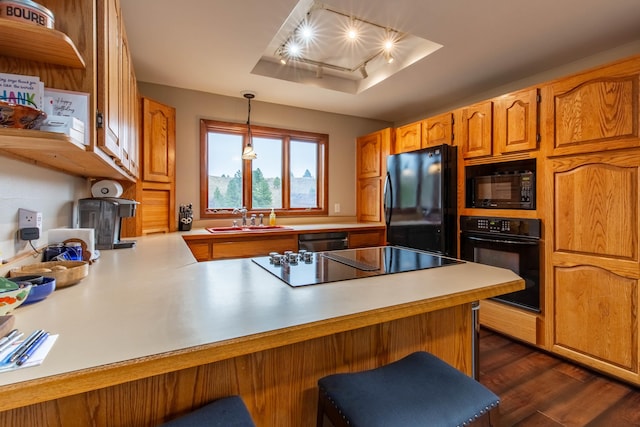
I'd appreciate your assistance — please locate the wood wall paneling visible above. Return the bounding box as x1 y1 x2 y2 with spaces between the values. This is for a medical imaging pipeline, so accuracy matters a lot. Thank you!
0 305 473 427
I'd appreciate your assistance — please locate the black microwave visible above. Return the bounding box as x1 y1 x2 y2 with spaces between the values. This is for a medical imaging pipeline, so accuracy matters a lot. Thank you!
471 171 534 209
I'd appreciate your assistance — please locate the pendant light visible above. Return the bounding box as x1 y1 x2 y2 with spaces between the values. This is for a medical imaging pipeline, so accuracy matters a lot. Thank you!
241 91 257 160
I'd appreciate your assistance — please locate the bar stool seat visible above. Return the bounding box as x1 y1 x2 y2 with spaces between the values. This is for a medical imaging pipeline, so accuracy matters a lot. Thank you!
161 395 256 427
317 351 499 427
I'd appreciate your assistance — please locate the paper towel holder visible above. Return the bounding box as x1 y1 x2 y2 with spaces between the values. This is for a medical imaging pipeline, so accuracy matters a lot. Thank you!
91 180 123 198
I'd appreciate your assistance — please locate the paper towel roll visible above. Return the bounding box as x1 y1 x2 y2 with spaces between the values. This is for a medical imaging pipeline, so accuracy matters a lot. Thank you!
91 180 123 197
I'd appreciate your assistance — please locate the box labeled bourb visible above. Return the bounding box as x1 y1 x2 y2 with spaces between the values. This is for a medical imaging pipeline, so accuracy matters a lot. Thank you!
0 0 54 29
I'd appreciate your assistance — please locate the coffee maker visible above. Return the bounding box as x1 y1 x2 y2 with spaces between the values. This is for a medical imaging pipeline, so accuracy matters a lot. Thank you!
78 198 138 249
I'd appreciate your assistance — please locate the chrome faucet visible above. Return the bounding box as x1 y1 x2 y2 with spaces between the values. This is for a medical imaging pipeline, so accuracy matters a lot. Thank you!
232 207 248 226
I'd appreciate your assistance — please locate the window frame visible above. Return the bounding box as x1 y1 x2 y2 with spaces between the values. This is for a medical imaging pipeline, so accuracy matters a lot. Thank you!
199 119 329 218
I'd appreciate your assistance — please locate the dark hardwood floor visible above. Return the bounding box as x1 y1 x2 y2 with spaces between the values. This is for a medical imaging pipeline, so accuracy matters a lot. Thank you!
479 328 640 426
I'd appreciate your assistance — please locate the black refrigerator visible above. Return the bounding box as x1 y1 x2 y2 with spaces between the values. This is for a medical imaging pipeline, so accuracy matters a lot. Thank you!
384 144 457 256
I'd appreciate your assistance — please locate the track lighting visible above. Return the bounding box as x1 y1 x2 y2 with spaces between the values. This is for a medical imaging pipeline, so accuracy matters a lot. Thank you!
241 91 257 160
271 4 409 81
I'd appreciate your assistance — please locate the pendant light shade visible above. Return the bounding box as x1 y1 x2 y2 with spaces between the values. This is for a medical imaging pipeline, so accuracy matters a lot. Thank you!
241 91 257 160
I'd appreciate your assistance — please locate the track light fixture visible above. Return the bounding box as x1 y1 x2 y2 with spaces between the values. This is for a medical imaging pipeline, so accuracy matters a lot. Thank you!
241 91 257 160
273 3 406 81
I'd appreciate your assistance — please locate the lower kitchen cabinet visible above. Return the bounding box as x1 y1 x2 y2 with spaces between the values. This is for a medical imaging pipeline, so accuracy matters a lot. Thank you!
553 266 637 376
183 227 386 261
184 234 297 261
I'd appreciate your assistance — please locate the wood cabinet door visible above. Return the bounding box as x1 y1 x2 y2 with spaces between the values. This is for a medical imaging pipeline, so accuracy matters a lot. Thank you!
356 128 390 223
142 98 176 183
458 101 493 159
357 129 388 179
423 113 453 147
546 150 640 382
118 30 132 173
494 88 539 154
542 57 640 157
394 121 422 153
97 0 122 161
357 177 382 222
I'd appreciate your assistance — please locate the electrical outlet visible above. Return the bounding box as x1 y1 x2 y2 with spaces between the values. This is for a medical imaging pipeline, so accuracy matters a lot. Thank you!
18 208 42 231
334 203 341 213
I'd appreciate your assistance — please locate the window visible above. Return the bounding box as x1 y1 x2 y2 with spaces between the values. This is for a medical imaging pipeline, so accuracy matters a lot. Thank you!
200 120 328 218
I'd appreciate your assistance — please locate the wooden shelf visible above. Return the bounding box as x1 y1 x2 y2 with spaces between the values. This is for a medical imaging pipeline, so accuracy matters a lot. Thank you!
0 18 85 68
0 128 133 181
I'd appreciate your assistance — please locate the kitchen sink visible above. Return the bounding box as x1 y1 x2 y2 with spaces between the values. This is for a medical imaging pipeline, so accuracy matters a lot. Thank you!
207 225 291 233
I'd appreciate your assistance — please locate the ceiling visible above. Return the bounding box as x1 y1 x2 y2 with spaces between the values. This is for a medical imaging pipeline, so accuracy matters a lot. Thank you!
120 0 640 123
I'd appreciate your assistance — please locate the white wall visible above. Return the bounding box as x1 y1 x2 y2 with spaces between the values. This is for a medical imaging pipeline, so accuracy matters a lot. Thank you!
0 156 87 262
136 83 392 226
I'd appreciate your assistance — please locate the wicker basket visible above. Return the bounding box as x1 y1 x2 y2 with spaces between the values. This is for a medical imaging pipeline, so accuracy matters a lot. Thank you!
9 260 88 289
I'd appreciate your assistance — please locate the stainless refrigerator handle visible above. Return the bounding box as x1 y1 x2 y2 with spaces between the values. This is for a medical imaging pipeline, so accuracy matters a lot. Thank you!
383 172 392 226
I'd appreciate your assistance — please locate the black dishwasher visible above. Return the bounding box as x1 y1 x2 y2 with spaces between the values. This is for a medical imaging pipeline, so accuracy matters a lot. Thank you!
298 232 348 252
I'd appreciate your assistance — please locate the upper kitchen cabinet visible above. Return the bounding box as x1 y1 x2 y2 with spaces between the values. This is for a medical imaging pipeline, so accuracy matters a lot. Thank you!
0 0 138 181
357 128 389 179
423 112 454 147
493 88 539 155
457 101 493 159
97 0 138 176
394 121 421 153
541 55 640 157
356 128 391 222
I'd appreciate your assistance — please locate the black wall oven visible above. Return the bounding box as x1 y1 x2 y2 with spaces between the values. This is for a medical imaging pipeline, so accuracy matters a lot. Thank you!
460 216 541 313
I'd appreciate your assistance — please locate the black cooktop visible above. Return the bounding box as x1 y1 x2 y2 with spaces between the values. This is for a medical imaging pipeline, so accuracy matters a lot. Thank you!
251 246 463 287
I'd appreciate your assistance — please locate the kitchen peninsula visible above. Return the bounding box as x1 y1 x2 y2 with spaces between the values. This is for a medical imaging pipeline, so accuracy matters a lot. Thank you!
0 233 523 426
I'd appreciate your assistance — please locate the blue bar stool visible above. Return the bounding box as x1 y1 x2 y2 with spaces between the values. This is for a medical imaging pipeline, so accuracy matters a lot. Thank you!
317 351 499 427
161 395 256 427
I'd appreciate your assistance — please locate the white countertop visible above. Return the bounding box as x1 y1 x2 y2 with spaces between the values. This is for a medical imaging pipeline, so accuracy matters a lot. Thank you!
0 231 522 392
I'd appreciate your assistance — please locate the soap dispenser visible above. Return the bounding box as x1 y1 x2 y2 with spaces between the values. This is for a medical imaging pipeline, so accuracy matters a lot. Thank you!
269 208 276 226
